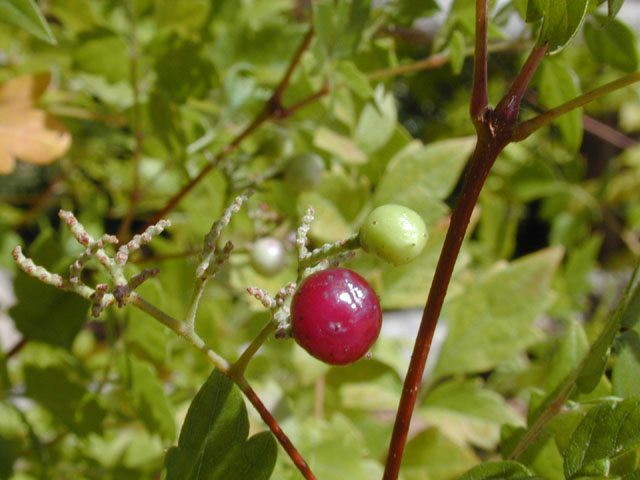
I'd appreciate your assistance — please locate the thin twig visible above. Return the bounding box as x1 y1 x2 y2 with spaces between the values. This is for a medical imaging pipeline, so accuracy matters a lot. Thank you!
118 0 144 241
513 72 640 141
470 0 490 124
144 28 315 230
366 40 530 81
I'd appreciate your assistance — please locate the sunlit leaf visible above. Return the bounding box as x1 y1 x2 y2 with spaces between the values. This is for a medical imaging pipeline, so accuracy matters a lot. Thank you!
458 460 535 479
564 397 640 479
0 0 55 43
584 15 639 73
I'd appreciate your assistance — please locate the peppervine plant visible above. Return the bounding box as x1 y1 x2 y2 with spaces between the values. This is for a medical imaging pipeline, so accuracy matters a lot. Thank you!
3 0 640 479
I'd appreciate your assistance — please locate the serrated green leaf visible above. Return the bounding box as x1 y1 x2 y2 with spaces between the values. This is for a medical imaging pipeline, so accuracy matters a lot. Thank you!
537 59 583 151
401 427 478 480
545 319 589 392
299 191 353 243
612 330 640 398
312 0 371 60
420 379 523 449
154 0 210 33
374 137 475 225
24 364 105 435
283 414 373 480
564 397 640 479
337 61 373 99
458 460 535 479
532 0 589 53
118 354 176 441
153 34 216 103
162 369 276 480
434 247 563 378
73 30 130 84
354 87 397 154
0 0 55 43
10 272 89 349
313 127 367 165
584 15 639 73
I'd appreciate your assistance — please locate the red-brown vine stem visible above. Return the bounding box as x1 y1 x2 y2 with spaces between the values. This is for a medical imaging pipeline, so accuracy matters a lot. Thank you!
238 378 317 480
382 0 548 477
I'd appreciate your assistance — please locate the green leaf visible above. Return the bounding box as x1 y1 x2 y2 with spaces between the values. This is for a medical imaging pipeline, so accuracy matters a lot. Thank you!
544 318 589 393
0 434 13 479
162 369 276 480
434 247 563 378
73 29 130 83
154 0 210 34
153 33 216 103
449 30 466 75
312 0 371 60
622 273 640 329
537 59 583 151
24 364 106 435
608 0 624 19
354 87 397 154
282 414 374 480
118 354 176 441
313 127 367 165
584 15 639 73
336 61 373 99
458 460 536 479
374 137 475 225
531 0 590 53
0 0 55 44
564 397 640 479
387 0 439 25
401 427 478 480
10 272 89 349
299 191 353 244
420 378 523 449
612 330 640 398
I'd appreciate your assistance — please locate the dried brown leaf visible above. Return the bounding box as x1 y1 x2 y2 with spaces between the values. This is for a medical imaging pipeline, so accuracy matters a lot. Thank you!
0 73 71 174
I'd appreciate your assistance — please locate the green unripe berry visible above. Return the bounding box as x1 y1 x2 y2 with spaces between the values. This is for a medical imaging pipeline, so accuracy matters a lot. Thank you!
250 237 287 276
284 153 325 192
359 204 428 266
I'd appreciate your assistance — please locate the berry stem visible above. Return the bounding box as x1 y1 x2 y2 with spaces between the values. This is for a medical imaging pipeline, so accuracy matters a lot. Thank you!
230 321 277 378
299 233 361 270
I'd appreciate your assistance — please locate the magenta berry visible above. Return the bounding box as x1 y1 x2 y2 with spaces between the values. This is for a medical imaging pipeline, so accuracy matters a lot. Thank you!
290 268 382 365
